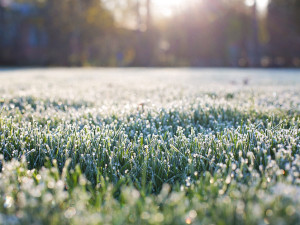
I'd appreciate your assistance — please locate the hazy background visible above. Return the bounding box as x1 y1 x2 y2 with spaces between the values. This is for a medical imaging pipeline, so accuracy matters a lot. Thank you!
0 0 299 67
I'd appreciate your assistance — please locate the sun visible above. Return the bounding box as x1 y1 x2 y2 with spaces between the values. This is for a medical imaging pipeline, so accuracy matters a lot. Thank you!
245 0 269 11
152 0 186 17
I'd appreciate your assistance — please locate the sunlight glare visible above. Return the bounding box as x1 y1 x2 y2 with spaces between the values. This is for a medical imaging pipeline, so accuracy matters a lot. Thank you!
154 0 269 17
153 0 186 17
245 0 269 11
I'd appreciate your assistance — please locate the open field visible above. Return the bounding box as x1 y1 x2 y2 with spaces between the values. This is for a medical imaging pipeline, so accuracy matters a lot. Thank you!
0 68 300 225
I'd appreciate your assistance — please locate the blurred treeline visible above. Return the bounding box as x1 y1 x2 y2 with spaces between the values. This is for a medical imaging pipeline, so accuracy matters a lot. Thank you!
0 0 299 67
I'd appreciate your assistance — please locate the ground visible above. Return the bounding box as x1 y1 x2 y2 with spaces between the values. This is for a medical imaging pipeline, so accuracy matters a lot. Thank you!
0 68 299 225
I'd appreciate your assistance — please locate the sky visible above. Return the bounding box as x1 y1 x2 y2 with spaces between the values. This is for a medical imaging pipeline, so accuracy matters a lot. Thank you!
152 0 269 17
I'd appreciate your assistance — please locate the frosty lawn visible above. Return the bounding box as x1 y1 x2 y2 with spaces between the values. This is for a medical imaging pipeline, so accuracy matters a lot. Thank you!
0 68 299 225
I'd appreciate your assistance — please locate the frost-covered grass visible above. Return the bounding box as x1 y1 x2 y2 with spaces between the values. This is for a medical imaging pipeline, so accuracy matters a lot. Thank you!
0 68 300 225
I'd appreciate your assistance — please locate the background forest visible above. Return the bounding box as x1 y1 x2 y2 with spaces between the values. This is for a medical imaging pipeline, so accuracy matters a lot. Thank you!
0 0 300 67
